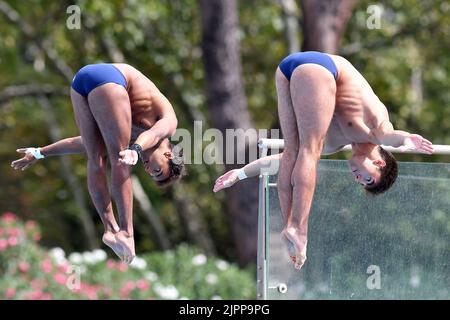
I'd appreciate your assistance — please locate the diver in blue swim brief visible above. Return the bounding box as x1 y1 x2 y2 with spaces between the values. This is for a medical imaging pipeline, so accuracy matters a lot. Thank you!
279 51 338 81
12 63 184 265
212 51 434 271
71 63 128 97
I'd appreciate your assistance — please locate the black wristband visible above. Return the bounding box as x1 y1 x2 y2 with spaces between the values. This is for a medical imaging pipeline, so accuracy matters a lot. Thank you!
129 143 143 161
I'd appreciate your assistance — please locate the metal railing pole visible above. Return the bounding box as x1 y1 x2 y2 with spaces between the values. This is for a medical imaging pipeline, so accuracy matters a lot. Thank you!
258 138 450 155
257 173 269 299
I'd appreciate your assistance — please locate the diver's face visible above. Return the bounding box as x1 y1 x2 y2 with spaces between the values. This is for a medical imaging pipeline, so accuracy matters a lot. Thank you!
347 154 384 186
142 148 172 182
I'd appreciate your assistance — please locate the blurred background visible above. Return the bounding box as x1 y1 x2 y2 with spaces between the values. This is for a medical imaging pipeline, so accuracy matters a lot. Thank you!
0 0 449 299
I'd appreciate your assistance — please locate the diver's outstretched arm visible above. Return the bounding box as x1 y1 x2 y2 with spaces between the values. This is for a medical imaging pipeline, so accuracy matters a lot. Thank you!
371 121 434 154
11 136 86 171
213 153 282 192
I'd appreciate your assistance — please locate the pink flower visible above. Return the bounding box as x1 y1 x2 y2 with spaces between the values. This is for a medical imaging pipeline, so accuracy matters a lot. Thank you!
136 279 150 291
33 233 41 242
80 283 98 300
0 239 8 251
0 228 4 236
119 288 129 298
25 220 36 231
119 288 131 298
1 212 18 223
8 228 20 237
58 263 69 273
119 281 136 298
41 259 52 273
5 288 16 299
106 259 116 269
124 281 135 291
117 263 128 272
85 290 98 300
24 289 51 300
18 261 30 273
53 273 67 285
8 236 18 246
25 290 43 300
103 287 112 297
31 279 45 289
84 291 97 300
40 293 52 300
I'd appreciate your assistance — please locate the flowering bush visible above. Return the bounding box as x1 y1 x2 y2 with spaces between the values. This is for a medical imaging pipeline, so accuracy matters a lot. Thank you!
0 212 255 300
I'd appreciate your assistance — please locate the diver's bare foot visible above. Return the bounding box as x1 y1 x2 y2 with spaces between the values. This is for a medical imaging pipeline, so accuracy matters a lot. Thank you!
281 227 307 270
281 235 296 259
102 231 124 261
115 231 135 264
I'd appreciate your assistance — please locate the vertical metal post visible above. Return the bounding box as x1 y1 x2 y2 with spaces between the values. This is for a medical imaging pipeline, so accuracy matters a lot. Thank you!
257 173 269 300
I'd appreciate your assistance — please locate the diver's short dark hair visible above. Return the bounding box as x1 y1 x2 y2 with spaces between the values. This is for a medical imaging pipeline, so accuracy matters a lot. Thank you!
365 146 398 196
154 145 186 188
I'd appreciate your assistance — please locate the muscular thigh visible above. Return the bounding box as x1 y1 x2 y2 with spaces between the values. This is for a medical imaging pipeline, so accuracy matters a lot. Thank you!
289 64 336 149
87 83 132 157
70 89 107 161
276 68 299 154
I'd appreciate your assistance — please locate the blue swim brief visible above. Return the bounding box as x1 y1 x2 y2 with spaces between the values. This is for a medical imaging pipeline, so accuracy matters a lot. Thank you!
71 63 127 97
279 51 338 81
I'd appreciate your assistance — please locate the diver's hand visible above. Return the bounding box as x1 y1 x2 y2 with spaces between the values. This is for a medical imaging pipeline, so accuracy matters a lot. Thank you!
118 149 139 165
213 169 240 192
11 148 40 171
401 134 434 154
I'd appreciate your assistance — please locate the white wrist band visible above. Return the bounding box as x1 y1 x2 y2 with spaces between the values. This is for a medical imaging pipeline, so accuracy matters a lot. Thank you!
236 168 247 180
27 147 45 159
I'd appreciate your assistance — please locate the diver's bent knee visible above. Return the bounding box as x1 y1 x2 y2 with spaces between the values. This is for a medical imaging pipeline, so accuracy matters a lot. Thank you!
290 158 319 187
87 158 107 173
277 175 293 192
283 148 298 163
110 162 131 176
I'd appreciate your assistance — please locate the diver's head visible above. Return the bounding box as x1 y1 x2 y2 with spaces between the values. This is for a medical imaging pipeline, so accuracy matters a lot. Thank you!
348 144 398 195
141 139 185 187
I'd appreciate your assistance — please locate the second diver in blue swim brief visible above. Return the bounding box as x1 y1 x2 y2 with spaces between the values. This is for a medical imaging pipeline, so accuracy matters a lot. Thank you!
279 51 338 81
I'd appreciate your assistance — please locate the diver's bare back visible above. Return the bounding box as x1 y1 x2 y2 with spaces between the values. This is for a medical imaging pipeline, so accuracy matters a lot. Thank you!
322 55 388 154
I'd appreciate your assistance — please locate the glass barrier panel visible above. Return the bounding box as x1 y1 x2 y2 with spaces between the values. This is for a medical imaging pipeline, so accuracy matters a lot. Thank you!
267 160 450 299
